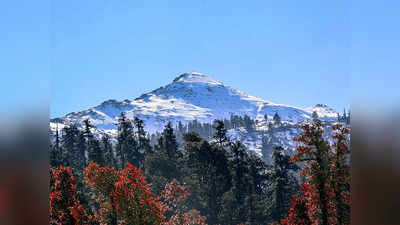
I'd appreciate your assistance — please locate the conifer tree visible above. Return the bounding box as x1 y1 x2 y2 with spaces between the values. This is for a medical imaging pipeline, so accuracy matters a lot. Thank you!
312 111 319 122
50 126 63 167
267 146 299 223
156 122 179 158
116 113 136 168
144 122 182 195
182 132 230 224
220 141 251 224
273 112 281 126
133 116 152 166
101 134 115 167
243 115 254 131
61 123 84 169
246 153 270 224
83 119 105 166
212 119 229 147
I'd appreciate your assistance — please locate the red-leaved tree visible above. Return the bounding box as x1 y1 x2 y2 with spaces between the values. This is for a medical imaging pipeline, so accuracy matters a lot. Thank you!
162 179 207 225
50 165 92 225
328 124 350 225
84 161 167 225
277 121 350 225
279 184 312 225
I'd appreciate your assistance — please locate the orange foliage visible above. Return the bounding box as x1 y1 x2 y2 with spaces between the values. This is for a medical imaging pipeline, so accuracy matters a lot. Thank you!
49 166 92 225
84 161 167 225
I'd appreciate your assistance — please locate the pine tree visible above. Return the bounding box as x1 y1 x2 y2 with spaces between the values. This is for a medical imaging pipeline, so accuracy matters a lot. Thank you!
133 116 152 166
273 112 281 126
243 115 254 131
182 132 230 224
156 122 179 158
101 134 115 167
144 122 182 195
61 123 85 169
116 113 136 168
83 119 105 166
220 141 251 224
212 120 229 147
246 153 270 224
50 126 63 167
267 146 300 223
312 111 319 122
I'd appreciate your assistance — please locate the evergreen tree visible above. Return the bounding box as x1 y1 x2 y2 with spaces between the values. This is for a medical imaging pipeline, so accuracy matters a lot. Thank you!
101 134 115 167
61 123 85 169
312 111 319 122
266 146 300 223
115 113 136 168
144 122 182 195
220 141 251 224
212 119 229 147
246 153 270 224
88 137 104 166
83 119 105 166
50 126 63 167
346 110 350 124
182 132 231 224
156 122 179 158
133 116 152 166
243 115 254 131
273 112 281 126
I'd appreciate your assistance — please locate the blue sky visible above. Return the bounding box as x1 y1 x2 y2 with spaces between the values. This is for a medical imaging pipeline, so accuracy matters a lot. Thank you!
2 1 399 118
50 1 351 118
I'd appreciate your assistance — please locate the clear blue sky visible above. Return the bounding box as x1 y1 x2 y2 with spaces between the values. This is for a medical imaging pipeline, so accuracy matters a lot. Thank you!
1 1 399 118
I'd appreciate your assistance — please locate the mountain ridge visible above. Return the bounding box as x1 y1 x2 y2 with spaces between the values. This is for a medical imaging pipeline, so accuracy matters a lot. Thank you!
50 72 337 135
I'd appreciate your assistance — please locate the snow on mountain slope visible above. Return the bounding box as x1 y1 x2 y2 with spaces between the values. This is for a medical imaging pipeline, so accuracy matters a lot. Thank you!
305 104 338 119
50 72 337 135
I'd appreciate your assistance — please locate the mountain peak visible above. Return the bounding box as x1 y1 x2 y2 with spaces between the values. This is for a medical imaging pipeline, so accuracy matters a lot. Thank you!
173 72 223 86
314 104 329 108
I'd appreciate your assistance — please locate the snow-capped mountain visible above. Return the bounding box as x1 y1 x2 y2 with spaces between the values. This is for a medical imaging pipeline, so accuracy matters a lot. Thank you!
51 72 335 134
50 72 342 159
305 104 338 119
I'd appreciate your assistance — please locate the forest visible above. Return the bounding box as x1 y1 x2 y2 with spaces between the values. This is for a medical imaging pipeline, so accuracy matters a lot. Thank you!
50 113 350 225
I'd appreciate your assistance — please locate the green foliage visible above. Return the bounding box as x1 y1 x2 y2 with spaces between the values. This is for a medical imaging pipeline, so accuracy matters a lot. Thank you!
273 112 281 126
101 134 115 167
84 119 105 166
50 118 308 225
266 146 300 223
144 122 182 195
212 119 229 147
115 113 137 168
